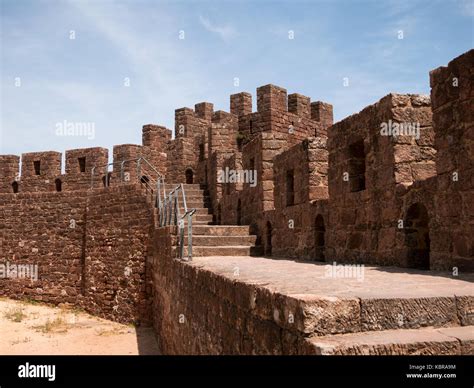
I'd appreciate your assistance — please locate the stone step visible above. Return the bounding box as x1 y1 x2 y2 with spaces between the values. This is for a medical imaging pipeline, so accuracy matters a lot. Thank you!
191 225 251 236
303 325 474 355
192 214 213 222
159 191 208 200
179 235 257 246
172 245 264 257
173 200 209 209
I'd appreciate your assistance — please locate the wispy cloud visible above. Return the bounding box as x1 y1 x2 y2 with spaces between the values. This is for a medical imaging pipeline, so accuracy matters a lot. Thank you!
199 15 237 41
459 0 474 17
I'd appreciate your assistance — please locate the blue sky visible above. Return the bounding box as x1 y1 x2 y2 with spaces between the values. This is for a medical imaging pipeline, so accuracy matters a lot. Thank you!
1 0 473 159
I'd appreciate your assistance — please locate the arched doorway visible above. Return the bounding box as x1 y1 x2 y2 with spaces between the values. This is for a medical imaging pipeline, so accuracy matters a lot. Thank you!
185 168 194 184
12 181 19 193
265 221 272 256
404 203 430 269
55 178 62 192
314 214 325 261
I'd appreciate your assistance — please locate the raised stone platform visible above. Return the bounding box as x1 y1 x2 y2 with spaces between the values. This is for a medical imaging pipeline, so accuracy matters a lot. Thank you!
171 256 474 354
189 256 474 299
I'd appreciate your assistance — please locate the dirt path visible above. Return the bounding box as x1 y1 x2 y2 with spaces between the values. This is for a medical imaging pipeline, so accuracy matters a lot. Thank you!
0 298 159 355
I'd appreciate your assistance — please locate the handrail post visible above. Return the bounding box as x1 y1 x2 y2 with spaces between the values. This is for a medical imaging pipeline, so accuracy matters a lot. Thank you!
168 192 173 225
174 190 179 226
180 183 187 212
187 213 193 261
179 218 184 259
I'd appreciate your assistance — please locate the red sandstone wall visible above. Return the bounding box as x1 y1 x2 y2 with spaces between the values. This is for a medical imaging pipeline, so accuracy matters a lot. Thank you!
0 184 154 324
0 191 86 302
151 228 316 354
0 155 20 193
269 137 329 258
428 49 474 271
82 184 154 324
327 94 435 267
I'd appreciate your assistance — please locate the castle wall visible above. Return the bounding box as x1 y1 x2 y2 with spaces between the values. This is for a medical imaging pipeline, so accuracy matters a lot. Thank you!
64 147 108 191
82 184 154 324
0 155 20 193
166 103 213 184
0 191 86 302
20 151 62 192
150 227 318 355
327 94 435 267
268 137 329 259
207 111 239 220
233 85 332 238
0 184 154 324
428 49 474 271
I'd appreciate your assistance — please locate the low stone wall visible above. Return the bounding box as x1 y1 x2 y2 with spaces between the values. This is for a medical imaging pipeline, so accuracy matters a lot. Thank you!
150 228 327 354
0 184 153 324
0 191 86 303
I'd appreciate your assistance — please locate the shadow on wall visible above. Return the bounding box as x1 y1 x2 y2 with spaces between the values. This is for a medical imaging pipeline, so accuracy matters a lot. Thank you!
135 327 160 355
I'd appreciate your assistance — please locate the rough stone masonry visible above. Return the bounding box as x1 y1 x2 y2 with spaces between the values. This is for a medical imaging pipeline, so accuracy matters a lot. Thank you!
0 49 472 355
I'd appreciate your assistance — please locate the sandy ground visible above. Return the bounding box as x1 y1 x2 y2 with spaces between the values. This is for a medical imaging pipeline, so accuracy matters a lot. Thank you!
0 298 160 355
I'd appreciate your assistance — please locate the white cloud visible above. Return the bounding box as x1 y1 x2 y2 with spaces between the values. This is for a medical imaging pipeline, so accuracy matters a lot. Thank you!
199 15 237 41
460 0 474 17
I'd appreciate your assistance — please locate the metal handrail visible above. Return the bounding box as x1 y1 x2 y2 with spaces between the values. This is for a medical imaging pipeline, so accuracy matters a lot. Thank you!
90 157 165 188
160 183 196 261
90 157 195 260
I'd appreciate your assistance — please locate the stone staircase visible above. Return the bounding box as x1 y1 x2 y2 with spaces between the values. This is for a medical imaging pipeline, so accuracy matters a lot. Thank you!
157 183 262 257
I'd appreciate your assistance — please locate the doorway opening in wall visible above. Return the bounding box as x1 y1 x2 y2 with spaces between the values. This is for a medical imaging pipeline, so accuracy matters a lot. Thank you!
102 172 112 187
314 214 325 261
78 157 86 173
185 168 194 184
265 221 272 256
33 160 41 176
12 181 19 193
404 203 430 270
348 138 366 192
237 199 242 226
55 178 62 192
